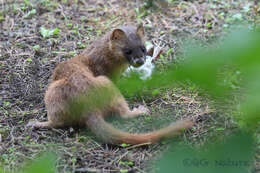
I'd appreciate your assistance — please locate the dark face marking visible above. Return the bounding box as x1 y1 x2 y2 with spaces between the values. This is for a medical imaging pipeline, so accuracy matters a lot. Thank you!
122 33 147 67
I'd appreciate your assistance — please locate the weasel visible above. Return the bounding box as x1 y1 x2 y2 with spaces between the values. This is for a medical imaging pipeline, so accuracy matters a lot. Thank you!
28 24 194 145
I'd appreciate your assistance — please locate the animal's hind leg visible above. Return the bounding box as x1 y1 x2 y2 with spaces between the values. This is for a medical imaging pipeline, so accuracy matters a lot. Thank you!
94 75 149 119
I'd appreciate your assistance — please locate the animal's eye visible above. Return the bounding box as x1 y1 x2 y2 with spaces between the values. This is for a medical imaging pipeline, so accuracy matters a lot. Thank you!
141 46 146 53
125 49 132 55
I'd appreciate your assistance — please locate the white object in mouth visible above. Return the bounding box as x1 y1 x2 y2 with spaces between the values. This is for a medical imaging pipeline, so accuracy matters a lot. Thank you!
123 55 155 80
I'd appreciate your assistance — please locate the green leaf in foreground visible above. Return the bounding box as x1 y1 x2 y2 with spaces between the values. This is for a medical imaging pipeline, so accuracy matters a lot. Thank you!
115 28 260 129
156 132 254 173
3 101 10 106
120 169 128 173
26 58 32 62
24 9 36 18
24 0 32 6
121 143 130 147
40 27 60 38
33 45 40 50
21 152 56 173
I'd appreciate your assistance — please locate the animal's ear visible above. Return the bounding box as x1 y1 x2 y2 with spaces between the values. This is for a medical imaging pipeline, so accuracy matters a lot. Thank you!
136 24 145 38
110 29 126 41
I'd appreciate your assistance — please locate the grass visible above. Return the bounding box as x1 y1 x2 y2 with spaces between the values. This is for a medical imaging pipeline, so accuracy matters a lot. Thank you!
0 0 259 172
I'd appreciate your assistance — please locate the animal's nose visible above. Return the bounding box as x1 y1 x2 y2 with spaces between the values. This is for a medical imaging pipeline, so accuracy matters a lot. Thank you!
136 58 145 65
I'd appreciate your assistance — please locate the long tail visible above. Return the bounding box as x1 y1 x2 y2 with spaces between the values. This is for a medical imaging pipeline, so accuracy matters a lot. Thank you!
86 113 194 145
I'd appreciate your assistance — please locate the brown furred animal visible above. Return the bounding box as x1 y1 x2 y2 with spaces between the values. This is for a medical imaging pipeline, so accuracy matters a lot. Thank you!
28 24 194 145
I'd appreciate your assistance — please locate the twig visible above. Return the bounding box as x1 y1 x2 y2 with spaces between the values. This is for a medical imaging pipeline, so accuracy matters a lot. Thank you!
111 150 129 164
147 38 167 63
126 142 151 150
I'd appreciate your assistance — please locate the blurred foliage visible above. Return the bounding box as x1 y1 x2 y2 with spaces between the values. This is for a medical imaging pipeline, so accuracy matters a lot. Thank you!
21 153 56 173
67 86 118 119
115 27 260 172
0 153 56 173
156 131 255 173
116 27 260 130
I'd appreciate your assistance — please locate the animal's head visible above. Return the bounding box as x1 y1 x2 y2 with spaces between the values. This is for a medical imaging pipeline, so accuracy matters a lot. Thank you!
109 24 147 67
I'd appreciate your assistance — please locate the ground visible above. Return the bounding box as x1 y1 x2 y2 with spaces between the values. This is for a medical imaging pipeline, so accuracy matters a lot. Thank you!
0 0 259 172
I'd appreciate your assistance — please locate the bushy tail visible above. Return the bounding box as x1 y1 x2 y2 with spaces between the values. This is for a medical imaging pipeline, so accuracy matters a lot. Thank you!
86 113 194 145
